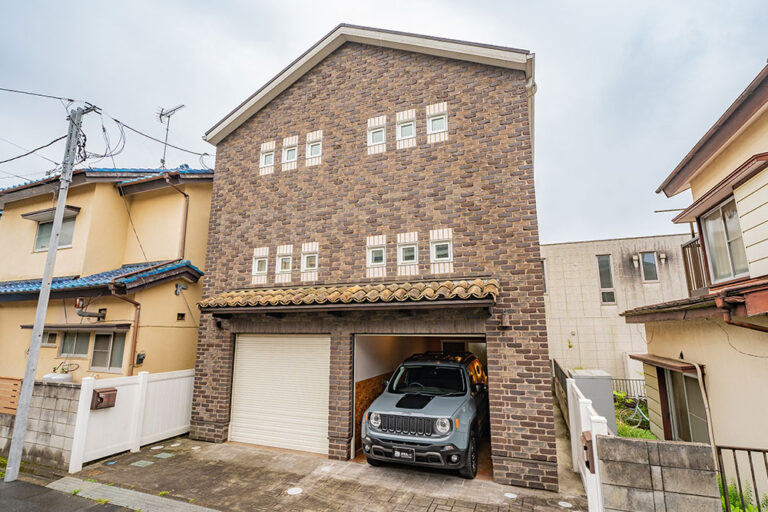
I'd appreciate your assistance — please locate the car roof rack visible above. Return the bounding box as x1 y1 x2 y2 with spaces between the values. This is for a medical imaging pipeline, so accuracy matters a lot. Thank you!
404 351 475 365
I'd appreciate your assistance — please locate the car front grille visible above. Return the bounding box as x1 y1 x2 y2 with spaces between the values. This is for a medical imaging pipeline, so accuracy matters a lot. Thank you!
379 414 434 436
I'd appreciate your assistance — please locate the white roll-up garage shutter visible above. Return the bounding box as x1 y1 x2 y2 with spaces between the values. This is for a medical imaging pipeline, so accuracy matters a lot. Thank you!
230 334 331 454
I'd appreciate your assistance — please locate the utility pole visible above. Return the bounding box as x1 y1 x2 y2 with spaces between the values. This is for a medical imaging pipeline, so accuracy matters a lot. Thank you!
4 107 85 482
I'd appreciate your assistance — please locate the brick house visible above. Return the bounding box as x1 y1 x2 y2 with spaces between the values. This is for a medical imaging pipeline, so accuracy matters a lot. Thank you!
191 25 557 490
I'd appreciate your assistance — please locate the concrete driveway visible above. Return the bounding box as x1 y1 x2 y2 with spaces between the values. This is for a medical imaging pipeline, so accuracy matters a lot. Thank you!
69 433 587 512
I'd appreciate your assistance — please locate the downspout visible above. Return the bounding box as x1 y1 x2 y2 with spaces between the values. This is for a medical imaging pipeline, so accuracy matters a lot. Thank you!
163 172 189 259
105 258 181 376
685 360 717 462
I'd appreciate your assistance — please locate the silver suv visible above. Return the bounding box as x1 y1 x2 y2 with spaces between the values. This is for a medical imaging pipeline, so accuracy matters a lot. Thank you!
360 352 489 479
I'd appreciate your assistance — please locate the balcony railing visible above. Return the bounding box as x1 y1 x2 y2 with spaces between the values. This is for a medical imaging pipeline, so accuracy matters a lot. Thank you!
717 445 768 511
682 237 708 297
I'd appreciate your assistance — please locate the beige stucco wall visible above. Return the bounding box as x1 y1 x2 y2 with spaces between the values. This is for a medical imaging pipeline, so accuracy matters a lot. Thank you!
689 107 768 201
542 234 690 378
643 317 768 449
0 280 202 382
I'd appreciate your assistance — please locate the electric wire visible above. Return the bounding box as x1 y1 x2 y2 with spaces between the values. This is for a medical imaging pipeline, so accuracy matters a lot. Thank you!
0 136 59 165
0 86 79 103
0 135 66 165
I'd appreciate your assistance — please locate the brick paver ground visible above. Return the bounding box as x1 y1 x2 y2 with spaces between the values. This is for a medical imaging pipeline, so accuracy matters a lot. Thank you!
72 436 587 511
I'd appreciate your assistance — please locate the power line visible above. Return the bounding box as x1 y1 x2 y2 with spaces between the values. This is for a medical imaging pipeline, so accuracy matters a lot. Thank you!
0 135 66 165
0 86 79 103
0 136 59 165
108 115 209 157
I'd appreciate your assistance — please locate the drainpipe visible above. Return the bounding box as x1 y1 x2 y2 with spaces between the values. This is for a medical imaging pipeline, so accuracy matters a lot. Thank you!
683 360 717 463
714 295 768 333
108 290 140 376
163 172 189 259
105 258 181 376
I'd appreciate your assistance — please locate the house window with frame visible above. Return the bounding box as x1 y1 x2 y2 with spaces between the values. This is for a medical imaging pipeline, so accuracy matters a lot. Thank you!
396 121 415 140
301 253 318 272
41 331 57 347
367 246 386 267
277 255 292 273
430 240 452 263
641 252 658 282
59 331 90 357
398 244 418 265
253 257 268 275
597 254 615 304
701 199 749 283
282 146 297 163
34 217 75 252
90 332 126 372
664 369 710 443
260 151 275 167
307 141 322 158
368 127 385 146
427 114 447 134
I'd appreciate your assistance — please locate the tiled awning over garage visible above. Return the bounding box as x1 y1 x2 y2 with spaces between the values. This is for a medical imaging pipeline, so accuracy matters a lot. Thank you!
199 278 499 313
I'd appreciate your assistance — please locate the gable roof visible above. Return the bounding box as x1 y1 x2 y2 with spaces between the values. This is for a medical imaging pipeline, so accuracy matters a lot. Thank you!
657 63 768 198
0 167 211 208
205 24 534 145
0 259 203 302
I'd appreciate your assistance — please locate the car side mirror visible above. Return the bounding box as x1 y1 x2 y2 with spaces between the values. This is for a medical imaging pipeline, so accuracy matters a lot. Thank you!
473 383 486 393
382 378 389 388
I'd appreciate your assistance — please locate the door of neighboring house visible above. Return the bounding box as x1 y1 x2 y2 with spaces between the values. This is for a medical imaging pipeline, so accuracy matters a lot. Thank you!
664 369 710 443
229 334 331 454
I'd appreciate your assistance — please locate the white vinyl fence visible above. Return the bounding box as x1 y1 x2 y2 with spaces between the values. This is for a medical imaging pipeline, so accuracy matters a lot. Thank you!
69 370 194 473
567 378 609 512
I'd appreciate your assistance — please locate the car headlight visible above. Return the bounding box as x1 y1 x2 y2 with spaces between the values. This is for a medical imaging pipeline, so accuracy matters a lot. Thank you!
369 412 381 428
435 417 451 434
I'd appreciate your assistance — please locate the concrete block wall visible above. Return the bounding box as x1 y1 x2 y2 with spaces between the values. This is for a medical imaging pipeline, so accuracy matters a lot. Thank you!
0 381 80 469
596 435 720 511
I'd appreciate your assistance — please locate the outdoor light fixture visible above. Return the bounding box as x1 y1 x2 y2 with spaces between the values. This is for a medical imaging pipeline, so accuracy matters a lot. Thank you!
632 254 640 268
659 252 667 264
501 310 512 329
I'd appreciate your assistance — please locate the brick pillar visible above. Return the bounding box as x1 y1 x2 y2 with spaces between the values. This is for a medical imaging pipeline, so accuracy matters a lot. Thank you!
190 315 234 442
327 331 353 459
487 283 559 491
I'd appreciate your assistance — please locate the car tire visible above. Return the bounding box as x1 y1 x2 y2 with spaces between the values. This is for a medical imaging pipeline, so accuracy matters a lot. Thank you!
458 434 478 479
366 455 383 467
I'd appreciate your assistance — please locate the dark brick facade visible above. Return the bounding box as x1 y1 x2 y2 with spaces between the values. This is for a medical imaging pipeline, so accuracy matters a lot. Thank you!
192 41 557 490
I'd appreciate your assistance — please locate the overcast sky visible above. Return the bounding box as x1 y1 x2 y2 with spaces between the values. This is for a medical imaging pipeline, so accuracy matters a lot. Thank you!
2 1 767 243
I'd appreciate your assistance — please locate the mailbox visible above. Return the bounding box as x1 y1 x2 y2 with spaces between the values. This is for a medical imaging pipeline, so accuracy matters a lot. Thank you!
580 430 595 474
91 387 117 410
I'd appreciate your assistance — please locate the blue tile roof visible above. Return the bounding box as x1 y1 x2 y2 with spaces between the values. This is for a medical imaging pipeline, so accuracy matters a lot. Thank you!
0 260 203 295
117 168 212 185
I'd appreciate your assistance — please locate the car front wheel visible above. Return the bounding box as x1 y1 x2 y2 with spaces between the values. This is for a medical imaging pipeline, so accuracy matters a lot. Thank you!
458 434 478 479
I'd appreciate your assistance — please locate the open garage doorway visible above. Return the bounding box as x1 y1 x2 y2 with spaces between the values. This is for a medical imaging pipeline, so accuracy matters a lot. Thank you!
352 334 492 480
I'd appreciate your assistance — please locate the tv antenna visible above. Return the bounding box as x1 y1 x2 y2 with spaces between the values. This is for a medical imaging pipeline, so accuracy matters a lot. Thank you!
157 104 185 168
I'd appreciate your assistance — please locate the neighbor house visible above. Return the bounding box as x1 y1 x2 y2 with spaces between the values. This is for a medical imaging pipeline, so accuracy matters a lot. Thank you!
542 234 689 379
622 64 768 451
190 25 557 490
0 167 212 383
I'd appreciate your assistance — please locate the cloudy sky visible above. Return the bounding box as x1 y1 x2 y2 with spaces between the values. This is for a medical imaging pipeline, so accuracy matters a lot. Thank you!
2 1 767 243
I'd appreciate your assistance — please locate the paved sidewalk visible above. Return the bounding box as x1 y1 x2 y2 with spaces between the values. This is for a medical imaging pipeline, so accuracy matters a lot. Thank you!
49 477 218 512
0 479 127 511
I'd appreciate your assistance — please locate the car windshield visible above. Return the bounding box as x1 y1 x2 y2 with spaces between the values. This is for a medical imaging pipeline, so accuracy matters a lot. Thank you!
389 365 466 395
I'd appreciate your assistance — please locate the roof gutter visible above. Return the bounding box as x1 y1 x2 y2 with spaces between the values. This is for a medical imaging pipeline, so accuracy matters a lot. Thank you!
714 294 768 333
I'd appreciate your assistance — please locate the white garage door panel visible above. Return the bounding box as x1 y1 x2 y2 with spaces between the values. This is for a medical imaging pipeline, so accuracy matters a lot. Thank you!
230 335 330 454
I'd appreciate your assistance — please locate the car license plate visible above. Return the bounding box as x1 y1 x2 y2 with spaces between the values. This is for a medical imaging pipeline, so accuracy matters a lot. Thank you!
393 447 415 461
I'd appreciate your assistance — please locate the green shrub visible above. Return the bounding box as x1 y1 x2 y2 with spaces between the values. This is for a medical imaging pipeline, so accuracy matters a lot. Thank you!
616 421 656 439
719 475 768 511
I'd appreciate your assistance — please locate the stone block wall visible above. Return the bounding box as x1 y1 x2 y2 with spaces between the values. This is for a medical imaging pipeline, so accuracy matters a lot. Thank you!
596 435 720 512
0 381 80 469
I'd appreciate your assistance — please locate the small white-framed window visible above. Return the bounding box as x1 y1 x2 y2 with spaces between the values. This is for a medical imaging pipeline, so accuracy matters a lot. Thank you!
307 141 322 158
367 246 386 267
34 217 75 252
90 332 126 372
398 244 418 265
427 114 447 134
640 252 659 282
430 240 452 263
301 253 318 272
396 121 415 140
701 198 749 284
282 146 297 163
368 127 385 146
260 151 274 167
253 257 268 275
41 331 58 347
59 331 90 357
597 254 616 304
277 255 292 273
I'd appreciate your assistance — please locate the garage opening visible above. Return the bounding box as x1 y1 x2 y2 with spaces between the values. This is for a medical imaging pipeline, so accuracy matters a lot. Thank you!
352 334 491 479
